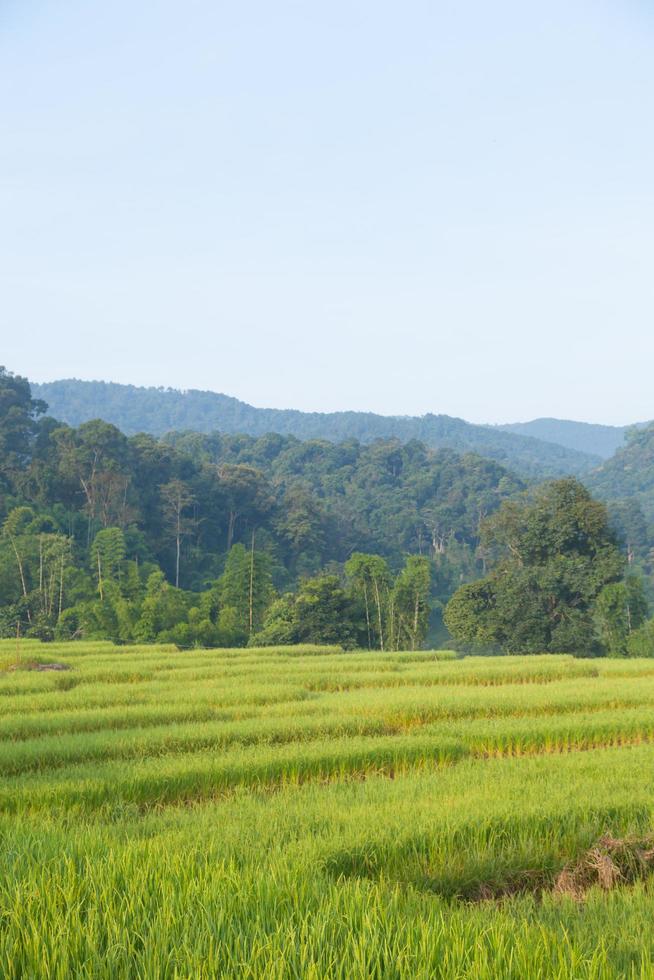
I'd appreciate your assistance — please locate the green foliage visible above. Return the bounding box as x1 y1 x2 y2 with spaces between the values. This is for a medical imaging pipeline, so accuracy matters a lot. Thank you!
219 541 273 638
589 422 654 522
33 378 600 477
345 553 392 650
133 572 190 643
594 578 648 657
0 367 46 489
254 575 363 649
390 555 432 651
626 618 654 657
0 374 535 648
91 528 127 584
445 479 625 654
2 372 651 655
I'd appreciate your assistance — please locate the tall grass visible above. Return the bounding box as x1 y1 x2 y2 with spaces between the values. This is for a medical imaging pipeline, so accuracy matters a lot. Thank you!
1 641 654 977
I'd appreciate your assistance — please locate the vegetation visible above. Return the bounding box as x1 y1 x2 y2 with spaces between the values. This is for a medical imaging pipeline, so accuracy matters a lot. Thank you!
0 367 531 647
3 367 654 654
32 378 601 477
589 422 654 522
2 642 654 976
444 479 647 654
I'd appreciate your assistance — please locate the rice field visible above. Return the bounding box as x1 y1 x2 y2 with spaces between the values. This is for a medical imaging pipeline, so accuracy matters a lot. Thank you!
2 642 654 977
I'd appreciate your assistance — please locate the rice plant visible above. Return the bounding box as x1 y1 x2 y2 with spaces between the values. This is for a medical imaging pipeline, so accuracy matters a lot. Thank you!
2 641 654 977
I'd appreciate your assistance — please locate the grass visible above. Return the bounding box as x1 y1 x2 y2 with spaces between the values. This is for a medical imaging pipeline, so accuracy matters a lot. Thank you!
2 643 654 976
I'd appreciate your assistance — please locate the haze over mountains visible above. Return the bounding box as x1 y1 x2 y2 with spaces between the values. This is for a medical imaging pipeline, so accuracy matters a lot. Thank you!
34 379 643 481
495 419 634 460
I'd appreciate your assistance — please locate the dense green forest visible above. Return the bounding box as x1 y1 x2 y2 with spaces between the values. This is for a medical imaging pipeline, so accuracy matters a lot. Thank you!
0 368 522 648
3 368 654 654
444 479 649 656
33 379 601 479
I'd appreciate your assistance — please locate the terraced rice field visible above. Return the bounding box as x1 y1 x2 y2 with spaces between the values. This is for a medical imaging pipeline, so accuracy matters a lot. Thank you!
2 642 654 977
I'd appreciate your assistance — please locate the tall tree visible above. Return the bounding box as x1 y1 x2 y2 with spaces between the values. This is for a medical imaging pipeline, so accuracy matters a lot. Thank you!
91 527 127 599
0 367 46 491
161 479 196 588
391 555 432 650
595 577 648 656
254 575 362 648
217 464 274 552
445 479 624 654
345 553 392 650
219 541 273 637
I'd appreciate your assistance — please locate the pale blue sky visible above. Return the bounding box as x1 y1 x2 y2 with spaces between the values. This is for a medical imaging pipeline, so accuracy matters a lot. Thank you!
1 1 653 424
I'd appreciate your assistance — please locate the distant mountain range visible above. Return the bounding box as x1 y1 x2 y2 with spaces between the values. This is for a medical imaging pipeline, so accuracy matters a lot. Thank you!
32 378 625 480
495 418 637 460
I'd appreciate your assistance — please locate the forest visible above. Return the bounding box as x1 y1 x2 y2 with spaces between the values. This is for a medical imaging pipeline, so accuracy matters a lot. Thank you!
34 378 602 478
2 367 654 655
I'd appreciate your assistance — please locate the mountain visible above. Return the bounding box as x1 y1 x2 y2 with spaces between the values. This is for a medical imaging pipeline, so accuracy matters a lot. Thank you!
587 423 654 521
32 379 601 480
496 418 635 459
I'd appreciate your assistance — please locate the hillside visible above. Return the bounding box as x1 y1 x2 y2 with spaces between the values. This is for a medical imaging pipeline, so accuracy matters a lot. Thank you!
496 418 634 459
1 366 530 644
33 379 600 479
588 423 654 521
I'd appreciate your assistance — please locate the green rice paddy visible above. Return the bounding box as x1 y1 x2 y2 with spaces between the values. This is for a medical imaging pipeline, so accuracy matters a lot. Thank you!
2 641 654 977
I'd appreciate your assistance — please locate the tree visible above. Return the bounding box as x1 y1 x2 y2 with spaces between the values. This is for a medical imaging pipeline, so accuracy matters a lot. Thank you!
2 507 35 621
34 531 71 627
274 482 326 574
161 479 196 588
608 499 651 567
219 541 273 638
441 579 498 649
345 553 392 650
627 618 654 657
91 528 127 599
0 367 46 490
253 575 362 648
217 464 274 551
294 575 361 647
249 595 297 646
445 479 624 654
391 556 432 650
134 571 190 643
51 420 134 545
0 506 73 638
595 577 648 657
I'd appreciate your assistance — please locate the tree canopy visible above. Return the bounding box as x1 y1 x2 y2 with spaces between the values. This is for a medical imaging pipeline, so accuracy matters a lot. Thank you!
444 480 627 654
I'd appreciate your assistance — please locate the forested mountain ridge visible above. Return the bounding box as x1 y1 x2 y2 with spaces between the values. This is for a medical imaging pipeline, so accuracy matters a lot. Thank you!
0 367 527 646
588 423 654 522
3 367 653 653
33 379 601 479
496 418 637 459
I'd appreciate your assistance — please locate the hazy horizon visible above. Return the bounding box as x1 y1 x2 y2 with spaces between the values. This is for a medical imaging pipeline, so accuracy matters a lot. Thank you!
30 374 648 430
3 1 654 426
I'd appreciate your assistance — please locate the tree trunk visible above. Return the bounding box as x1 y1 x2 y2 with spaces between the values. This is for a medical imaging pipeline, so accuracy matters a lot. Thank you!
175 511 181 589
248 530 256 634
58 554 65 618
97 550 104 601
372 578 385 652
362 582 371 650
227 510 237 552
412 591 420 651
8 533 31 623
39 537 44 614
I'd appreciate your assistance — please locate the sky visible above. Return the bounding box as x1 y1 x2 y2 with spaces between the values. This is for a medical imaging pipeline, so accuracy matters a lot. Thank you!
1 1 653 425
